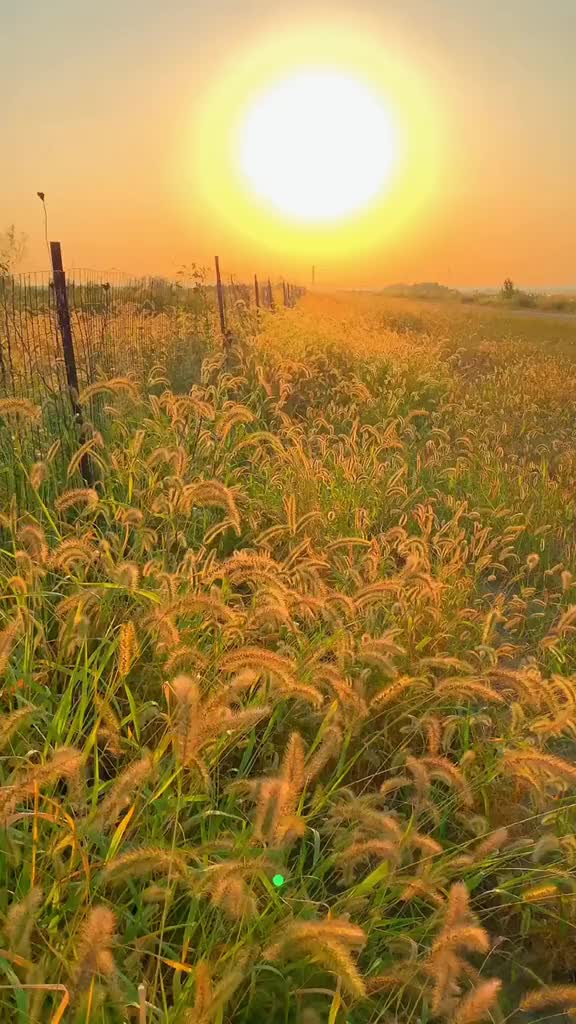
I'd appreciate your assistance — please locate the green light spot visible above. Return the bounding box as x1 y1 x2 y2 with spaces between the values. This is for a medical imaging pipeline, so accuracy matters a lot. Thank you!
272 874 285 888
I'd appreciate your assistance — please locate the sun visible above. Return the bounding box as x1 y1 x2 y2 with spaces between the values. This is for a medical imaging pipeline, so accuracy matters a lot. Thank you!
174 22 448 264
237 70 398 224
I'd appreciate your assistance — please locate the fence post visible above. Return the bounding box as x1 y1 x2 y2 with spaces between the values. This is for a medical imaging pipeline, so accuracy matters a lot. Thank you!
268 278 275 311
0 276 8 391
50 241 93 486
254 274 260 309
214 256 228 345
282 281 288 307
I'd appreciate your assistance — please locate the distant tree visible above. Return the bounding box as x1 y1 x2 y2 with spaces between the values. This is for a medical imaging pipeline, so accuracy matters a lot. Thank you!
381 281 461 301
0 224 27 276
501 278 515 299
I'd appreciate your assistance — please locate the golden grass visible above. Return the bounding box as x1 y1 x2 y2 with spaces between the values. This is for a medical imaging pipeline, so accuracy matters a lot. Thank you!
0 291 575 1020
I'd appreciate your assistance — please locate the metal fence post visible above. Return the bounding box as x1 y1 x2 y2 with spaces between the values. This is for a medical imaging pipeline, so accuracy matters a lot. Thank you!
50 241 93 485
214 256 228 345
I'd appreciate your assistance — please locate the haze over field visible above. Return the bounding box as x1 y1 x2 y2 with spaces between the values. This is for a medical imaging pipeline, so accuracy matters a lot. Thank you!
3 0 576 287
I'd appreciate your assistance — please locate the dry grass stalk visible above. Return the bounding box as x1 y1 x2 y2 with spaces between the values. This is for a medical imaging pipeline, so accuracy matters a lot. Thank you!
428 882 498 1019
0 398 41 421
92 754 154 830
54 488 99 512
118 620 138 676
264 917 367 999
0 705 36 753
184 958 246 1023
453 980 502 1024
0 615 22 675
103 846 190 884
520 986 576 1012
6 886 43 958
72 906 118 996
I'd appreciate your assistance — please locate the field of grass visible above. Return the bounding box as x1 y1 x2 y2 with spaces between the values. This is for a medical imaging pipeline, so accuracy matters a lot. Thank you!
2 293 576 1023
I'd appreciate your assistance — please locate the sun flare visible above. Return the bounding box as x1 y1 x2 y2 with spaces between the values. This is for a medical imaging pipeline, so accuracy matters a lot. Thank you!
177 22 448 270
238 71 397 223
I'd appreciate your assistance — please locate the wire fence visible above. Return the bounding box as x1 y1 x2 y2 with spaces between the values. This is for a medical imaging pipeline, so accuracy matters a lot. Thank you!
0 247 304 492
0 266 301 398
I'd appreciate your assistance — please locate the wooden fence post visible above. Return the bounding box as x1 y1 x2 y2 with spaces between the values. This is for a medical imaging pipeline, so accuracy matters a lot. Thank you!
268 279 275 311
50 241 93 486
254 274 260 309
214 256 228 344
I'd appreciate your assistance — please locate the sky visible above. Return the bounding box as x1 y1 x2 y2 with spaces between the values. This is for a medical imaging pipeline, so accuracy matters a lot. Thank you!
2 0 576 288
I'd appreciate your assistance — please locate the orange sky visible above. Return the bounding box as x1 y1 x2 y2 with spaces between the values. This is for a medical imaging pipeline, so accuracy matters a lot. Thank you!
2 0 576 288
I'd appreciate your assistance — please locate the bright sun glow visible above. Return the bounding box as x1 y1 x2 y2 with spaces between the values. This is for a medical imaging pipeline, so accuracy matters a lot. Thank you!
238 71 397 223
176 22 448 268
